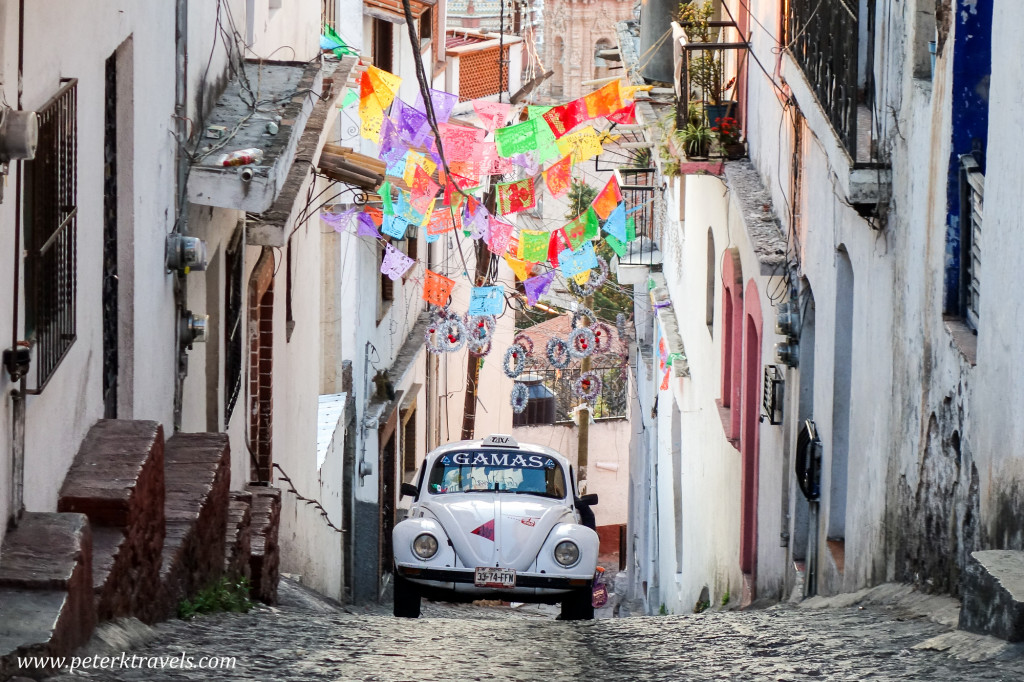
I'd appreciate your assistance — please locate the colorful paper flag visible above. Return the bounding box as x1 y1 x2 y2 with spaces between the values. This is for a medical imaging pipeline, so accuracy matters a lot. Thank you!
523 270 556 306
464 198 490 240
381 214 409 239
591 176 622 220
543 154 572 198
607 101 637 125
547 227 572 267
557 126 604 164
422 270 455 307
510 153 540 176
487 217 514 256
320 206 358 232
494 119 541 158
583 80 622 119
602 201 627 241
410 165 441 208
366 65 402 110
381 242 415 280
542 99 588 138
468 285 505 316
605 233 627 257
496 177 537 215
414 88 459 124
426 207 455 236
472 99 511 133
393 99 432 146
558 241 599 279
504 253 533 280
564 207 598 249
379 181 394 216
519 229 549 263
439 123 485 163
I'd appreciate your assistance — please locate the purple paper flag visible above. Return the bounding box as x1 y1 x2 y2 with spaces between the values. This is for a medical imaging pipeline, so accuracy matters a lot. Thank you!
321 206 358 232
510 153 540 176
523 270 556 306
381 243 415 280
379 116 408 166
414 88 458 124
464 199 490 240
393 99 432 146
357 212 382 238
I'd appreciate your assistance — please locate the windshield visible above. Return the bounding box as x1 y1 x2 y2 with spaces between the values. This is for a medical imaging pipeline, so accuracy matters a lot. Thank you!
427 450 567 498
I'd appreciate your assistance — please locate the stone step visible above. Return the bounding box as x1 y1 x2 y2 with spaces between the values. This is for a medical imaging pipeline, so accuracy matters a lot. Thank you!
959 550 1024 642
58 419 165 623
0 512 95 679
247 484 282 605
159 433 231 618
225 491 253 582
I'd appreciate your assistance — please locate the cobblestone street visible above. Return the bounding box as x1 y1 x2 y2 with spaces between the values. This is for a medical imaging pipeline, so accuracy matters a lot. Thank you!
39 579 1024 681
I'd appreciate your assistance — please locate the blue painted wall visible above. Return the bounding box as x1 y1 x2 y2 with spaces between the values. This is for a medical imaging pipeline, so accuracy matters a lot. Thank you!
943 0 992 314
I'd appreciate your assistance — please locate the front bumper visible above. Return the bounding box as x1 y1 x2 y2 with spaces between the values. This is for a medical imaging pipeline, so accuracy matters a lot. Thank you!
396 565 591 590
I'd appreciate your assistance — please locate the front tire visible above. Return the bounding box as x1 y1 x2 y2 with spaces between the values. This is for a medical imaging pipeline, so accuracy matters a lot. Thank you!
559 587 594 620
393 573 421 618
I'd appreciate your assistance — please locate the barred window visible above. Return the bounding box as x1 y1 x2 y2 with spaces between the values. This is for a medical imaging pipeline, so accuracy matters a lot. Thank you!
959 154 983 330
24 78 78 392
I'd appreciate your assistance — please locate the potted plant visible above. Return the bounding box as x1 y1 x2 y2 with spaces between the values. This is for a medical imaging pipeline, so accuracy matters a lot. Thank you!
678 0 736 124
678 122 713 159
711 115 745 159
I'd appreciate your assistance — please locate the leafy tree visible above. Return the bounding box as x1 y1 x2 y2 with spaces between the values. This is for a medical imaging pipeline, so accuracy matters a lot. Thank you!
566 180 598 219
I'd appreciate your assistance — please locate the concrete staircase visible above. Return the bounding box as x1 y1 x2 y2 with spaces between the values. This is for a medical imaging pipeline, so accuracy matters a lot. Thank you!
0 420 282 679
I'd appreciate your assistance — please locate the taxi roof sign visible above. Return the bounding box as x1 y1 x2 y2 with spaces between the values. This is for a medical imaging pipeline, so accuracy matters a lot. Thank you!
481 434 519 448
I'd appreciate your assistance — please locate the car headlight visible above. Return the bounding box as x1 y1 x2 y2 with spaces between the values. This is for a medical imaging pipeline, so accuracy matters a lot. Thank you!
412 533 439 559
554 540 580 567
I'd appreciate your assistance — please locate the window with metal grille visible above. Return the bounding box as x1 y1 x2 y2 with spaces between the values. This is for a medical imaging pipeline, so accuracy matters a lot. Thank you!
959 154 983 330
24 78 78 392
224 226 244 427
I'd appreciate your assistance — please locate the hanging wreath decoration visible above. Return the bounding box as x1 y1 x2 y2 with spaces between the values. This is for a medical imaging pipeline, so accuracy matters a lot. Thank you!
512 333 535 356
424 310 453 354
591 322 614 353
510 381 529 414
568 327 596 359
574 371 602 402
616 312 630 340
567 257 610 297
465 314 496 356
438 315 467 353
571 306 598 330
503 343 527 378
546 337 571 369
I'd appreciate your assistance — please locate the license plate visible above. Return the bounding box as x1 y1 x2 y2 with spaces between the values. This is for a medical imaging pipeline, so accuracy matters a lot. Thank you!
474 567 516 588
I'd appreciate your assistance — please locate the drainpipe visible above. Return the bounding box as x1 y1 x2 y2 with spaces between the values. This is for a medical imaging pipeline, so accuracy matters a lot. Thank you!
8 0 27 528
171 0 189 431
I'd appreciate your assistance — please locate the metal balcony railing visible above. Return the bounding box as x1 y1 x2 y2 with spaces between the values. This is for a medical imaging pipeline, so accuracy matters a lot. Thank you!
614 167 661 267
787 0 860 160
514 366 629 426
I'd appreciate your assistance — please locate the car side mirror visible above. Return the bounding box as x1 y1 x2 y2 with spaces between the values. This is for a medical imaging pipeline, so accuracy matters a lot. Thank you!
400 482 419 498
578 493 598 506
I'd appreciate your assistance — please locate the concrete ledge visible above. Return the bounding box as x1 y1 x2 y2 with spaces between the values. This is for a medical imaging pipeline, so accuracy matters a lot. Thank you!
959 550 1024 641
225 491 253 581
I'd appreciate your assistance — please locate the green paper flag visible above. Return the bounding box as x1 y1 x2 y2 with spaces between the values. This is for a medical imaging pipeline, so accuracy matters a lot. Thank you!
627 215 637 241
605 235 627 258
494 119 541 157
520 230 549 263
379 180 393 216
340 90 359 109
584 206 599 240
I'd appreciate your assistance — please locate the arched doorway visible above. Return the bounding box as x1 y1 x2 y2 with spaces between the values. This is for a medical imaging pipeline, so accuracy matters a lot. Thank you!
740 278 763 597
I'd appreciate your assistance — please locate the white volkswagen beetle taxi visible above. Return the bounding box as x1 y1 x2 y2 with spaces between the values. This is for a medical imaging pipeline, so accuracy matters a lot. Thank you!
392 434 599 619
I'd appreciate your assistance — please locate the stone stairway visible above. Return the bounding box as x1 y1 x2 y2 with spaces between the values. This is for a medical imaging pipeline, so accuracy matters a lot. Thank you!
959 550 1024 642
57 420 166 624
0 513 94 679
0 419 282 679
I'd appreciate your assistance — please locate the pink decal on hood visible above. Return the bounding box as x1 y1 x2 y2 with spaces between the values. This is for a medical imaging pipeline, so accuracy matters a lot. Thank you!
471 519 495 541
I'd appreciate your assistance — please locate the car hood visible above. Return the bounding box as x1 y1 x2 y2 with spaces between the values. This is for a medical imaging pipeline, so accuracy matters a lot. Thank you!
420 494 574 570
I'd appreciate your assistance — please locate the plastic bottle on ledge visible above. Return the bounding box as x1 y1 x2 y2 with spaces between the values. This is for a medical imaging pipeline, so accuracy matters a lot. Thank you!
218 148 264 167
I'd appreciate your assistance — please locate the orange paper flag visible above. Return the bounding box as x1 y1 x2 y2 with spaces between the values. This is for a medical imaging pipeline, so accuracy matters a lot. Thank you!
422 269 456 307
583 80 622 119
591 176 622 220
543 154 573 198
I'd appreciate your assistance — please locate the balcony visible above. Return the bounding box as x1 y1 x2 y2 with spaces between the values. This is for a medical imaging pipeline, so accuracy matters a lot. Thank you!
614 167 663 271
784 0 890 207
